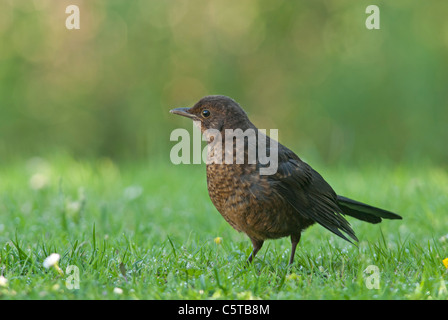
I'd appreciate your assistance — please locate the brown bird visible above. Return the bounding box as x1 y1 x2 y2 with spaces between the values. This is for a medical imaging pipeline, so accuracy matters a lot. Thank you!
170 95 402 265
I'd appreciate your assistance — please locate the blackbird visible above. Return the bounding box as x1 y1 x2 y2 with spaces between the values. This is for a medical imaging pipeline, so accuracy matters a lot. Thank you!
170 95 402 265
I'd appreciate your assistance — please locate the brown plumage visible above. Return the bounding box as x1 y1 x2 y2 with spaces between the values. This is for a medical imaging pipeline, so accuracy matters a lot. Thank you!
170 95 402 265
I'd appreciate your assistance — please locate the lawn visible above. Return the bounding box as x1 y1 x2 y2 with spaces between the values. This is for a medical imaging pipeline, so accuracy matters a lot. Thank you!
0 156 447 300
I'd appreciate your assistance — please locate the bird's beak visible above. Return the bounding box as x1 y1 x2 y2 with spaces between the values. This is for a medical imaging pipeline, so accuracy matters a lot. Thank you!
170 107 197 120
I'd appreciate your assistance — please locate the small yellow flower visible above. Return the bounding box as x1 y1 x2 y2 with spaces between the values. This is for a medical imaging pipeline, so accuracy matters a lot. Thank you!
286 273 300 281
214 237 223 245
443 258 448 269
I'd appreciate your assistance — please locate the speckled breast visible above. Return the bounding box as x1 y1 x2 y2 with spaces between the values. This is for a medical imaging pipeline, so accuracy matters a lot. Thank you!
206 162 303 241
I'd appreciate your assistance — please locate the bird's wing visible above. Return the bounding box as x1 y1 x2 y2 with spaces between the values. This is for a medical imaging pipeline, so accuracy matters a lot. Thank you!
265 146 358 243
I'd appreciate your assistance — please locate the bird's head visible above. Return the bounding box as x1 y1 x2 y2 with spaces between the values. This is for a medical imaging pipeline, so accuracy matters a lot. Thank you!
170 95 252 133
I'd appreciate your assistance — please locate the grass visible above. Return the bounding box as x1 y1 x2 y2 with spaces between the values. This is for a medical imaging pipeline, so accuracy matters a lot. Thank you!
0 155 447 300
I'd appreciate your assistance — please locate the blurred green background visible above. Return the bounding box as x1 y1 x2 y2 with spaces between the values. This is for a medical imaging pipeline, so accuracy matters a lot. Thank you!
0 0 447 165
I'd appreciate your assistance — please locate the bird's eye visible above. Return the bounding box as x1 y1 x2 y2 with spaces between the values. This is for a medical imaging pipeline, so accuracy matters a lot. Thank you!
202 109 211 118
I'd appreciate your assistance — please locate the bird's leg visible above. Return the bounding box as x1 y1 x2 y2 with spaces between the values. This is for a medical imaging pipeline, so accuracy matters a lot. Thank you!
289 234 301 265
247 239 264 264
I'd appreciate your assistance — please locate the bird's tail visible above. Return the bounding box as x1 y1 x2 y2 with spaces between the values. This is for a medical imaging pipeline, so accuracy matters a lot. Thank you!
337 195 402 224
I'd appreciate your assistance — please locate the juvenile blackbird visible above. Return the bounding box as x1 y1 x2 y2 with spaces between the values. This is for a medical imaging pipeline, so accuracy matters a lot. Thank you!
170 95 402 265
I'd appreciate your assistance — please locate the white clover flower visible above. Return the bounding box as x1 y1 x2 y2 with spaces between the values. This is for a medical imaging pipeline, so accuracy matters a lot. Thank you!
123 185 143 201
113 287 123 294
0 275 7 287
43 253 63 275
29 173 49 190
43 253 60 269
66 201 81 213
